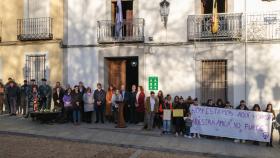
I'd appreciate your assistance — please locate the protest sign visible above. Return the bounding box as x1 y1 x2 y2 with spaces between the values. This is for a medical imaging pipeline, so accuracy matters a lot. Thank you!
173 109 184 117
190 106 273 142
163 109 171 120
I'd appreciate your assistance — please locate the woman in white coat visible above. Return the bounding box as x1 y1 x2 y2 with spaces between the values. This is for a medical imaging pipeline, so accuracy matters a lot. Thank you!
83 87 94 123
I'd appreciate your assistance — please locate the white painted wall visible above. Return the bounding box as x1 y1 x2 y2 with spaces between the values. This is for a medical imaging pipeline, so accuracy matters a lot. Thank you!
65 0 280 45
145 46 196 98
247 43 280 110
139 0 195 43
245 0 280 13
65 0 197 45
66 47 99 88
66 0 106 45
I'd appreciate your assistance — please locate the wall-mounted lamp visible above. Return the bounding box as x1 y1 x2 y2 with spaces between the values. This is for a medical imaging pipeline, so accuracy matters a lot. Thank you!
160 0 170 28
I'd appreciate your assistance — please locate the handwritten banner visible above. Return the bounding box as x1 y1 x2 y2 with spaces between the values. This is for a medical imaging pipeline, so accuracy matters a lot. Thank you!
190 106 273 142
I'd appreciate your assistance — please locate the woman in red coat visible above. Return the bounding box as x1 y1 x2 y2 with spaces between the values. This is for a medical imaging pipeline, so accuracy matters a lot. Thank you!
135 86 145 124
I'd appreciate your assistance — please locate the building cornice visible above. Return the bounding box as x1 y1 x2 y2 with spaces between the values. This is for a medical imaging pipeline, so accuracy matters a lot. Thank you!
60 40 280 48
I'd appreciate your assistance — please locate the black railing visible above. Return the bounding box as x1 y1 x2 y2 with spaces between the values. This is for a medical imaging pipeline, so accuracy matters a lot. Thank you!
97 18 145 43
246 11 280 41
187 13 243 41
17 17 53 41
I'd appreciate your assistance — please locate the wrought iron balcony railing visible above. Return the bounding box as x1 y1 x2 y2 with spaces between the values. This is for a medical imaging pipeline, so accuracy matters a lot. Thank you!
187 13 243 41
97 18 145 43
246 11 280 41
17 17 53 41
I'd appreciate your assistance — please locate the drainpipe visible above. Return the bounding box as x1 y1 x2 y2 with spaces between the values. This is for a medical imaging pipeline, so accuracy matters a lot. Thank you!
244 0 248 103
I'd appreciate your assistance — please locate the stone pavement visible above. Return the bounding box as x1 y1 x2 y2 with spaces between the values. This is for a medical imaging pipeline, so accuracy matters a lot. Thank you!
0 114 279 158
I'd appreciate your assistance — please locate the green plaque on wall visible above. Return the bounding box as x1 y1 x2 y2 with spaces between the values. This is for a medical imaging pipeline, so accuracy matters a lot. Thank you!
148 76 158 90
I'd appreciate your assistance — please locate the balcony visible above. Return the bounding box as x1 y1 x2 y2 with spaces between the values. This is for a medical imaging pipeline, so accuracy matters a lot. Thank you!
187 13 243 41
246 11 280 41
97 18 145 43
17 17 53 41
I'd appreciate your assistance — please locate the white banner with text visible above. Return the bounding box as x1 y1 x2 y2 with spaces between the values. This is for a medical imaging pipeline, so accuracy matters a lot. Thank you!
190 106 273 142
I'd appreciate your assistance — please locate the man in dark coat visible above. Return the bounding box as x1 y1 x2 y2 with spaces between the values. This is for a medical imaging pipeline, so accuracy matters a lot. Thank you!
6 80 19 116
93 83 106 123
20 80 31 116
121 85 131 123
38 78 52 110
129 84 137 124
78 81 86 122
53 85 64 112
4 78 13 114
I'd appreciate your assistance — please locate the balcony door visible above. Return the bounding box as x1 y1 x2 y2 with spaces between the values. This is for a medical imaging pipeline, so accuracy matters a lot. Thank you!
111 0 133 38
201 0 227 14
23 0 51 37
24 0 50 18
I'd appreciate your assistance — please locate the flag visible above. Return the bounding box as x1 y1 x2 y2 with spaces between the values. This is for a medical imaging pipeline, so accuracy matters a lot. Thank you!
211 0 219 34
115 0 123 39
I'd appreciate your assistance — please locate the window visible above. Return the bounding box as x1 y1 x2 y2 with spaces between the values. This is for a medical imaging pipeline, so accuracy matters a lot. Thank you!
25 55 46 84
201 60 227 104
111 0 133 22
25 0 50 18
201 0 227 14
111 0 133 37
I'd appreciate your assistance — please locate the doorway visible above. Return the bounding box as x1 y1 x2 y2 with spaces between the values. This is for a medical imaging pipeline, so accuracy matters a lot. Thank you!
105 57 138 91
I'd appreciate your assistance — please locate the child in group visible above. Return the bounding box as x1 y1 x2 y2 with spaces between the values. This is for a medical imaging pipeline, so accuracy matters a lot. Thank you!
184 112 192 138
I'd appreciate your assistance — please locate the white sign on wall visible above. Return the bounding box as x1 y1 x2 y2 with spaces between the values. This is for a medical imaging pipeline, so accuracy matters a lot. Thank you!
190 106 273 142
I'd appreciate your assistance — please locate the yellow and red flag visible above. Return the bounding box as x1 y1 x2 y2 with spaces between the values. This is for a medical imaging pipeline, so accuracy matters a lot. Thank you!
211 0 219 34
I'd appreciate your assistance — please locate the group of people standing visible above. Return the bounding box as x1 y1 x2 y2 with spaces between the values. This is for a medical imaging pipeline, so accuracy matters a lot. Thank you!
0 78 52 117
1 78 280 147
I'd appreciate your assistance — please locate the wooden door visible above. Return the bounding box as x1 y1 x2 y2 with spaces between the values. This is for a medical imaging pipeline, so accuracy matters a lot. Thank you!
108 60 126 90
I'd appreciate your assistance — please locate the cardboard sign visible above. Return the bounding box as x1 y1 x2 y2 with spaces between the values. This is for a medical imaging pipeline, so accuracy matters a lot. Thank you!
163 109 171 120
173 109 184 117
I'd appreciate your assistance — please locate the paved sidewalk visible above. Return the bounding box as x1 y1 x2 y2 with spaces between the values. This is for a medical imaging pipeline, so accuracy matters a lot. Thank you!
0 115 279 158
